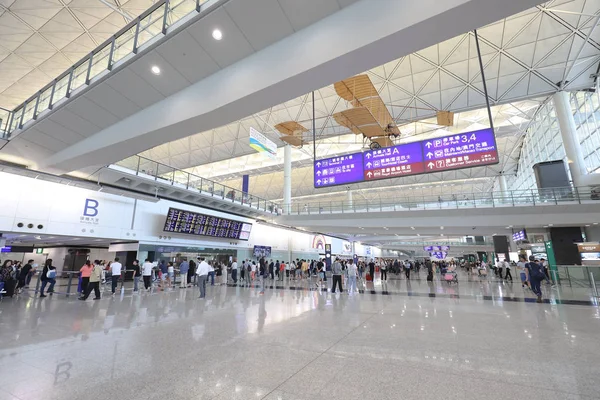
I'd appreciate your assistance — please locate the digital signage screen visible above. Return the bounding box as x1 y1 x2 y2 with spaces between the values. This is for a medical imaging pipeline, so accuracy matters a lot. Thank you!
423 128 498 173
253 246 272 258
512 230 527 242
314 153 364 188
163 208 252 240
313 127 499 188
364 141 424 181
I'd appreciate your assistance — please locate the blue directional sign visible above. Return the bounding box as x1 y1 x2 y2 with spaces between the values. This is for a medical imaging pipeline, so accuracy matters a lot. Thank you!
314 153 365 188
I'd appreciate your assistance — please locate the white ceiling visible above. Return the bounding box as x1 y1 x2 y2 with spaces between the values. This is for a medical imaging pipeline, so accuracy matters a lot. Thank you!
131 0 600 202
2 232 116 247
0 0 157 110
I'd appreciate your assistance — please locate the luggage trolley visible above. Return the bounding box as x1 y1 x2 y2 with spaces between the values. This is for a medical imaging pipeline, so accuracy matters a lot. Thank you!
444 271 458 285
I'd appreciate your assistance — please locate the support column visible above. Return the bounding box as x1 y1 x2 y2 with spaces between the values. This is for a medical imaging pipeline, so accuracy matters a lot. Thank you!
283 144 292 214
553 91 587 187
498 174 507 193
347 190 353 208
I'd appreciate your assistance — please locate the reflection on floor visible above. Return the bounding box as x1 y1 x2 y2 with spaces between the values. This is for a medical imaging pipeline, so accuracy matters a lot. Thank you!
1 271 600 400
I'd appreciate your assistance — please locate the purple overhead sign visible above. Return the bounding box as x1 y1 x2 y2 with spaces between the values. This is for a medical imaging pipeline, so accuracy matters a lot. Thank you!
314 153 364 188
313 128 499 188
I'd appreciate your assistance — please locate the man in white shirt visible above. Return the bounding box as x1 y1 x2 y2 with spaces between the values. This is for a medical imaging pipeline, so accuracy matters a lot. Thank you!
110 257 122 295
346 260 358 294
142 259 154 290
231 258 239 284
196 257 210 298
503 260 512 281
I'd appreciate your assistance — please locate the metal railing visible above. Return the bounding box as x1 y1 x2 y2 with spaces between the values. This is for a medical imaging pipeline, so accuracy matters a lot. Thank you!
3 0 210 137
292 186 600 214
115 155 281 214
555 265 600 297
380 240 494 246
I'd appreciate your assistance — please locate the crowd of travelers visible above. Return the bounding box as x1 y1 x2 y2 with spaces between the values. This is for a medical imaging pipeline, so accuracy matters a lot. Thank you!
0 254 554 303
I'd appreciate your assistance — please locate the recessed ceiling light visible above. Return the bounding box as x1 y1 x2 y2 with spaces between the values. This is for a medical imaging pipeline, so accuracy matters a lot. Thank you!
440 226 444 230
543 225 548 228
417 233 420 236
383 227 388 230
586 224 591 227
212 29 223 40
548 224 553 227
151 65 161 75
410 227 415 230
594 223 599 225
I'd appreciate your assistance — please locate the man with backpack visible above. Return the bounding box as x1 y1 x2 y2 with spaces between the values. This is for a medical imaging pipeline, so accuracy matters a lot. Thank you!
526 256 545 303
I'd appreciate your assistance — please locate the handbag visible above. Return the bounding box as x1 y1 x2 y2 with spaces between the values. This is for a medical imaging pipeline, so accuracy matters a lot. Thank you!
47 269 56 279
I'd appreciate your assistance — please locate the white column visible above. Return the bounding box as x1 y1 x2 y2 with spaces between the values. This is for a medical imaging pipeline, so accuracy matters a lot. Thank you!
347 190 353 208
283 145 292 214
553 91 587 187
498 174 507 193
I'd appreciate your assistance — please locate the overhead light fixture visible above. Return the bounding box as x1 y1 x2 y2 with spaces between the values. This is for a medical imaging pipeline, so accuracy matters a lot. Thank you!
594 223 599 225
440 226 444 230
586 224 591 227
410 227 415 230
548 224 554 227
417 233 421 236
212 29 223 40
151 65 161 75
383 227 388 230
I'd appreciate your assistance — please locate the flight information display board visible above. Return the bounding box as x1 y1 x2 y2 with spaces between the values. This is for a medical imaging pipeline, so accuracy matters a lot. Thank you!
313 128 498 188
163 208 252 240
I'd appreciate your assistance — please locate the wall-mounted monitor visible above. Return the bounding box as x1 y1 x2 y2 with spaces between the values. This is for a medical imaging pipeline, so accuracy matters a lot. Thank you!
512 230 527 242
163 208 252 241
253 245 271 258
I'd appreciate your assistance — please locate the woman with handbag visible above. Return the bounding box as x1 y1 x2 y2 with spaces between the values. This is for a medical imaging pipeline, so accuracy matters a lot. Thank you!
39 259 56 298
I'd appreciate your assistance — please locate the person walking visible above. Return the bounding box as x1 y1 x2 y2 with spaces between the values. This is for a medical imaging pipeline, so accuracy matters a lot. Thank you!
380 260 388 281
405 260 411 280
526 255 545 303
231 258 238 284
79 260 102 300
179 259 189 288
208 261 215 286
504 259 513 281
131 260 141 292
39 259 57 297
368 259 375 282
142 259 153 290
331 258 343 293
196 257 210 298
188 258 196 287
79 261 93 295
316 259 324 288
16 259 34 293
258 257 267 294
110 257 122 295
346 260 358 294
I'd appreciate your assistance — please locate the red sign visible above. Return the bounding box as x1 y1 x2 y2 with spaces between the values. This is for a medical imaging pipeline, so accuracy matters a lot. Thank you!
365 162 425 180
425 151 498 172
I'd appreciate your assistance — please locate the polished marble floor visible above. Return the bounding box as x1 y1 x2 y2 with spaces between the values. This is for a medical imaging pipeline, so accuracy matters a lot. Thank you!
1 272 600 400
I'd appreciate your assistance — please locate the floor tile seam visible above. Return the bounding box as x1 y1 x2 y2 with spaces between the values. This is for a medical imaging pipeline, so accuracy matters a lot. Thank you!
8 285 598 308
259 311 382 400
318 349 596 397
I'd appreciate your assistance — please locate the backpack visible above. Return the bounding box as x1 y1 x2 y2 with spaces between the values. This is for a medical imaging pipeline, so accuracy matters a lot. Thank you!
527 262 545 280
247 265 252 272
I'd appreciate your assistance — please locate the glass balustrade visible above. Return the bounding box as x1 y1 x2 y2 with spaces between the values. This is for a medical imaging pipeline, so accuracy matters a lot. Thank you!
294 186 597 215
4 0 210 135
114 155 281 215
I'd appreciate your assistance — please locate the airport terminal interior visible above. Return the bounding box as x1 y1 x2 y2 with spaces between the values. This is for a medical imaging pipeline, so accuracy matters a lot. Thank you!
2 0 600 399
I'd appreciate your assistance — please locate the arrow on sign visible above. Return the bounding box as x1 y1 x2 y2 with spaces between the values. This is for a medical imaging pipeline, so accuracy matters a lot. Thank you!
365 153 372 159
425 142 432 149
316 170 321 176
426 152 433 159
316 179 322 185
316 162 321 167
366 162 372 168
367 171 373 178
427 162 435 169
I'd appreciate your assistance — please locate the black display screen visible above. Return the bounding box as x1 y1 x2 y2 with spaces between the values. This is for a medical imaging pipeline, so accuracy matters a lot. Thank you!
163 208 252 240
